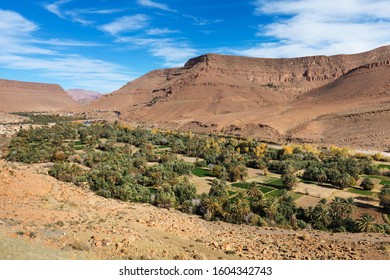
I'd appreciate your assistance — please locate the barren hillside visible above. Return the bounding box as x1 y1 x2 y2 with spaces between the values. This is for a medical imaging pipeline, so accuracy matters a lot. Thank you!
66 89 103 104
82 46 390 150
0 79 76 112
1 159 389 260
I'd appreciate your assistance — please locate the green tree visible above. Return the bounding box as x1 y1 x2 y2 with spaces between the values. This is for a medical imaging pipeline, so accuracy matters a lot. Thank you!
209 179 228 198
356 213 376 232
202 197 222 220
281 173 298 190
246 182 264 200
262 197 279 222
379 185 390 212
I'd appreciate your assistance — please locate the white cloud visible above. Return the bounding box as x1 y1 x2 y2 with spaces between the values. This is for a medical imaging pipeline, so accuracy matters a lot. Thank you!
150 45 198 67
100 15 150 35
0 53 132 92
44 0 93 25
0 10 38 35
146 28 180 35
137 0 176 12
183 15 224 26
118 36 198 67
235 0 390 58
0 9 133 92
78 8 125 15
31 38 107 47
44 0 71 19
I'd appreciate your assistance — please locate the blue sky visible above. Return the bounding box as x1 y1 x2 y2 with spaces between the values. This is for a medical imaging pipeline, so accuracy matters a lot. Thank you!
1 0 390 92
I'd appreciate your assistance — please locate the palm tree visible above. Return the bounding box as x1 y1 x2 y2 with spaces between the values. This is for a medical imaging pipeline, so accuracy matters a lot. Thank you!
246 182 264 200
313 206 331 228
262 198 280 221
379 185 390 211
317 169 327 185
223 198 251 224
343 197 356 217
356 213 376 232
330 197 346 221
203 197 222 219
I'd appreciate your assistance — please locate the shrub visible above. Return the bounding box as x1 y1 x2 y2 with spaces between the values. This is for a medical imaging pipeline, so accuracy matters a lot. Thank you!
282 173 298 190
361 178 375 190
379 185 390 212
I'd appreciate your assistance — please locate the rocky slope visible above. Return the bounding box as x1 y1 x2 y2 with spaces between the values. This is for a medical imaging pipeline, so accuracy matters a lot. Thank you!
0 159 389 260
83 45 390 150
0 79 76 112
66 89 103 104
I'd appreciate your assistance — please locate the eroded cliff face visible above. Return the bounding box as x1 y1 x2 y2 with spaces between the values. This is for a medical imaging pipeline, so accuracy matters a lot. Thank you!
82 45 390 150
184 45 390 86
0 79 76 112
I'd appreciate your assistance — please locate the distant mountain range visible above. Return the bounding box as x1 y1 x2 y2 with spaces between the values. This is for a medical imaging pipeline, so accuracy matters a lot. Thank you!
1 45 389 150
66 89 104 104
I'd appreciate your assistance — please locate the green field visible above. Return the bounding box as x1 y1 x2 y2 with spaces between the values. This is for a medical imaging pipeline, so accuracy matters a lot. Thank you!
231 182 249 189
74 140 84 151
347 188 374 196
265 189 285 198
363 175 390 186
268 178 284 187
377 164 390 170
380 179 390 185
231 182 275 194
259 186 276 194
192 167 214 177
155 145 170 149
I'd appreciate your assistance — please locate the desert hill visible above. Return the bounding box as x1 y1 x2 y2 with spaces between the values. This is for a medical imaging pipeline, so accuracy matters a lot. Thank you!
66 89 103 104
1 159 389 260
0 79 76 112
82 46 390 150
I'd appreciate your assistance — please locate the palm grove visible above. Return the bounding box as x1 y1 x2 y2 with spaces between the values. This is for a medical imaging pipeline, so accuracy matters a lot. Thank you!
6 120 390 234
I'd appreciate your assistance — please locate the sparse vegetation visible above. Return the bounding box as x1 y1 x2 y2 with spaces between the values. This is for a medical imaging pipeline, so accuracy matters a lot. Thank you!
11 112 86 124
5 121 390 233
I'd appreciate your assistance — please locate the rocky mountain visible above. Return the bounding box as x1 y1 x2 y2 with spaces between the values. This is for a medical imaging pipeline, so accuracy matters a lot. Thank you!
82 45 390 150
0 79 76 112
66 89 103 104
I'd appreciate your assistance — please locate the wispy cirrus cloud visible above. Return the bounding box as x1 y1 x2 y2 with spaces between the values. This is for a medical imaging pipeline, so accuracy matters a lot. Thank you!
233 0 390 58
0 9 132 92
183 14 224 26
44 0 71 18
146 28 180 36
117 36 198 67
44 0 92 25
137 0 176 12
44 0 124 25
100 15 150 35
0 9 38 35
77 8 125 15
31 38 107 47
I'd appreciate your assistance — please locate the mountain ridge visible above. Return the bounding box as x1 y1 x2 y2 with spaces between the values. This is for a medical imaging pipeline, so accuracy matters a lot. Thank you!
0 79 76 112
79 45 390 150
